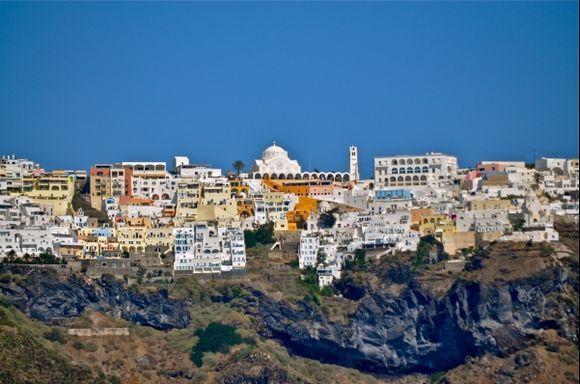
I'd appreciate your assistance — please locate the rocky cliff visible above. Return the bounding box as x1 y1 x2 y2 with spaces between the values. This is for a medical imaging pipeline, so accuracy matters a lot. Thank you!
0 266 190 330
1 257 577 377
232 263 578 375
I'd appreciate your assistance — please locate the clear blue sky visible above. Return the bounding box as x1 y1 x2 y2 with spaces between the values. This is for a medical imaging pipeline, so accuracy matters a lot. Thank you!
1 2 578 177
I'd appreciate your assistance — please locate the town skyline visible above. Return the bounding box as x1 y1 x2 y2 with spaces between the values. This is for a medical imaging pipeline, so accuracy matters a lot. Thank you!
2 142 578 179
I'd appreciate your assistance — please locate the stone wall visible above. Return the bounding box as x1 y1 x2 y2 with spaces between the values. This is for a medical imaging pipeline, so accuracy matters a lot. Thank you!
67 328 130 337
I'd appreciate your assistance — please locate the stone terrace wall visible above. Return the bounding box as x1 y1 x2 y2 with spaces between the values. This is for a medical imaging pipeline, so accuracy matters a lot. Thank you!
67 328 130 337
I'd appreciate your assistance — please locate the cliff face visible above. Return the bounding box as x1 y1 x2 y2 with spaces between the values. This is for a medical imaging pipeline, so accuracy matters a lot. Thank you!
0 266 190 330
0 261 577 376
235 265 578 375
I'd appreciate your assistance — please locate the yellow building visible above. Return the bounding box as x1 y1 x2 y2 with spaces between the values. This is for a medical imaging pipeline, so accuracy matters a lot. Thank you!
118 226 147 253
12 174 75 216
469 199 512 211
418 214 456 237
145 227 174 248
175 180 202 221
229 179 250 198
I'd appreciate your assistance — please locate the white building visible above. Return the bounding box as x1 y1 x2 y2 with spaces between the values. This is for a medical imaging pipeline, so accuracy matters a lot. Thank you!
299 232 319 269
251 143 301 179
173 223 246 274
374 152 458 188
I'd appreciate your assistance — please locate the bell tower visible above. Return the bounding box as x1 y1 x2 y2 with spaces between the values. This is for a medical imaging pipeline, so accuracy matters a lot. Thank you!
349 145 359 181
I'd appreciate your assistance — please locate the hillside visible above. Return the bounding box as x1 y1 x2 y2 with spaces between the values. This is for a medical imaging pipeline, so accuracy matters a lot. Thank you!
0 226 578 383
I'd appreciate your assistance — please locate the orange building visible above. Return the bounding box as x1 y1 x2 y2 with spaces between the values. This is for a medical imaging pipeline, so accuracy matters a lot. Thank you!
410 207 435 226
264 179 334 198
286 197 318 230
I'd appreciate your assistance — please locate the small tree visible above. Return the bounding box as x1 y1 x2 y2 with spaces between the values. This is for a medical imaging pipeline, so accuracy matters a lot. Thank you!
295 214 307 230
243 230 257 248
255 222 274 245
354 249 366 269
318 212 336 229
233 160 245 177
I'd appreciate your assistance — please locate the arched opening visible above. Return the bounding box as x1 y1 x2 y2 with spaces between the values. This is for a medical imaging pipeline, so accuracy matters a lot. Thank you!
278 174 285 180
295 173 302 180
413 175 419 182
270 173 278 180
155 164 164 171
343 174 350 181
392 159 398 166
422 166 429 173
335 174 342 182
145 164 154 171
405 176 411 182
414 158 421 164
400 159 406 165
152 194 159 200
327 174 334 181
263 174 270 180
399 168 406 174
407 167 413 174
161 193 170 200
254 173 262 179
390 177 397 183
415 167 421 173
311 174 319 180
392 168 398 174
287 174 294 180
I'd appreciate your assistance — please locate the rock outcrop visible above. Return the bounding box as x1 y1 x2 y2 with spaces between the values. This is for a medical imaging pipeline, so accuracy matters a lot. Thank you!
0 266 190 330
234 264 578 375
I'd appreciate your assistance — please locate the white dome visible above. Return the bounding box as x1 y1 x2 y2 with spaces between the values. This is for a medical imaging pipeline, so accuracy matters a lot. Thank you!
262 143 288 161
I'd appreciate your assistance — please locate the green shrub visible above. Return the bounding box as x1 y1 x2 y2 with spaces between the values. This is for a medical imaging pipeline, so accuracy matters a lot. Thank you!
83 342 98 352
320 285 335 297
318 212 336 229
43 328 65 344
244 230 257 248
190 322 244 367
72 340 84 350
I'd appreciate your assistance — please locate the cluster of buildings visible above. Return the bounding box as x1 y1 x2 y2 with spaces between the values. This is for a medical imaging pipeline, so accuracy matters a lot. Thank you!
1 145 578 286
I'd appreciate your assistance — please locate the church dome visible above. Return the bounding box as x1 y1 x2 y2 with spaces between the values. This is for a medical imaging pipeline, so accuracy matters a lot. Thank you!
262 143 288 161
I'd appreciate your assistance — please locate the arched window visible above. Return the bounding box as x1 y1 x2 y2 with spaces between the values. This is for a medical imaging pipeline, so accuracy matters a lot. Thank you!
392 159 398 166
422 166 429 173
399 168 406 174
399 159 406 165
415 167 421 173
407 167 413 174
392 168 398 174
